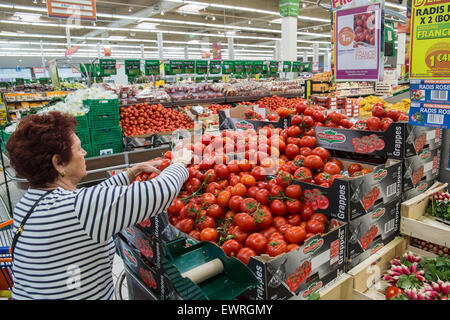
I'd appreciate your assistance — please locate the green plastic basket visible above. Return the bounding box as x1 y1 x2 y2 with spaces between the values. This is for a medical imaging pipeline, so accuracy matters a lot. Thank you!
88 113 120 129
75 114 89 130
90 126 122 143
76 127 91 146
83 99 119 116
91 140 123 157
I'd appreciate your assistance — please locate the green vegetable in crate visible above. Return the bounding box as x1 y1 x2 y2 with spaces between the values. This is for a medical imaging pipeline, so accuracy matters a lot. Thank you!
426 191 450 222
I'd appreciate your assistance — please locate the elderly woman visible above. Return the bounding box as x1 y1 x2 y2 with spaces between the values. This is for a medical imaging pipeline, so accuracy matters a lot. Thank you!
5 111 189 300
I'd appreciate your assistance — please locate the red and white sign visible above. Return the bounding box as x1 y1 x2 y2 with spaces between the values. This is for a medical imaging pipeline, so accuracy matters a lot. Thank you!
103 47 111 57
47 0 97 21
65 46 79 57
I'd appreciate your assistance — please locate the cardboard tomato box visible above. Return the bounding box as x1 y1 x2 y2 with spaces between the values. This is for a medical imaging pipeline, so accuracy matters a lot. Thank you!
402 177 438 202
314 123 442 159
242 220 347 300
218 105 289 131
291 158 402 222
137 212 185 242
120 226 165 269
115 234 180 300
346 197 401 270
402 147 441 193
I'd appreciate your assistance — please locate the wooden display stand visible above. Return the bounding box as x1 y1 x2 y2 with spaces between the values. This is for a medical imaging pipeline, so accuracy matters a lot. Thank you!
347 236 437 300
400 182 449 248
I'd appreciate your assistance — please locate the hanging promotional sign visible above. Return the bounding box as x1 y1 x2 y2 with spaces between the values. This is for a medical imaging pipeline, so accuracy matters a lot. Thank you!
334 2 382 81
212 43 222 60
47 0 97 21
65 46 79 57
409 0 450 79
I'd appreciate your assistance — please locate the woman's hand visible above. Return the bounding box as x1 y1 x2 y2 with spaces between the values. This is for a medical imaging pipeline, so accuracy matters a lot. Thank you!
128 159 161 181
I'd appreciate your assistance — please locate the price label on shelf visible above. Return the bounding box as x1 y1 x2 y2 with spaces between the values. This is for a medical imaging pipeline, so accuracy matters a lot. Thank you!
409 79 450 129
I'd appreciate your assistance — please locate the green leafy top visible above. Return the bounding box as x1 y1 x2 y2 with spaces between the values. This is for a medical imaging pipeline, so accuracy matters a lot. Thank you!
419 256 450 283
396 274 423 290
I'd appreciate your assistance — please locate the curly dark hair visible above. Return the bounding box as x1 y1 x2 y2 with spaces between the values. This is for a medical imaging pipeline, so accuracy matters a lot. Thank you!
6 111 78 188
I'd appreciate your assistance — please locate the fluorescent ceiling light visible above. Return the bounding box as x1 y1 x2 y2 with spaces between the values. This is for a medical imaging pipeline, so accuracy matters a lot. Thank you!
136 22 159 30
108 36 126 40
12 12 42 21
178 4 209 13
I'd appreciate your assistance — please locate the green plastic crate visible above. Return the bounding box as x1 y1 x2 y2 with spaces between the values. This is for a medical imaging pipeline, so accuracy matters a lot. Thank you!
76 127 91 146
90 126 123 144
91 140 123 157
88 113 119 129
83 99 119 116
75 114 89 130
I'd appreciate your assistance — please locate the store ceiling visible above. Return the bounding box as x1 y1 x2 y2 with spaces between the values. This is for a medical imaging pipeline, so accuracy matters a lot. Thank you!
0 0 407 67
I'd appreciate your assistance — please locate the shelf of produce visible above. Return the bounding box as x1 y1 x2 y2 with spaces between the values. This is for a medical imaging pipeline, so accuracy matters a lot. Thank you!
400 182 449 248
225 95 269 103
335 92 376 98
275 92 305 99
172 97 226 106
120 101 172 108
317 273 354 300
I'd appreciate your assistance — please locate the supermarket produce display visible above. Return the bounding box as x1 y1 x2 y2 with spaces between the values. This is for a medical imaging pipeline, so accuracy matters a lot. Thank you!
1 0 449 304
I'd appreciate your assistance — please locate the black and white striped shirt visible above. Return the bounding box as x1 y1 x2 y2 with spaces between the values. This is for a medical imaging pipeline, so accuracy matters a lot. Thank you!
11 163 188 300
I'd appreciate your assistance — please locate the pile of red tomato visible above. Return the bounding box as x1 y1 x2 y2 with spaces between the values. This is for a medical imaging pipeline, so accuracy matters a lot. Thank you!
353 102 409 132
119 103 194 136
257 96 305 112
208 104 233 114
244 109 279 122
162 126 343 265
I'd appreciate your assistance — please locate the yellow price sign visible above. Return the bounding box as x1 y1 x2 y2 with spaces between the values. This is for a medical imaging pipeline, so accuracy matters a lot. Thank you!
410 0 450 79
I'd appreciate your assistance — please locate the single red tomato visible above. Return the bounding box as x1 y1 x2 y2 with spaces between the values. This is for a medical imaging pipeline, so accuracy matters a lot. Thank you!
284 226 307 244
310 213 328 224
348 163 363 176
323 162 341 175
312 147 331 161
234 212 256 233
245 233 268 254
385 286 404 300
236 247 256 265
301 204 315 221
284 184 303 199
304 155 324 170
305 219 325 234
270 199 287 216
200 227 219 242
266 239 288 257
286 200 303 215
221 239 243 257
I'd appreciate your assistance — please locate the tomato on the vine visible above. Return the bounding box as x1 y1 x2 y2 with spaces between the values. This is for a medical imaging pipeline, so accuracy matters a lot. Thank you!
221 239 243 257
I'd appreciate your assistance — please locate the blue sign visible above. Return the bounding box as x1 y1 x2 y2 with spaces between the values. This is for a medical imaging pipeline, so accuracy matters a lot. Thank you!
409 80 450 129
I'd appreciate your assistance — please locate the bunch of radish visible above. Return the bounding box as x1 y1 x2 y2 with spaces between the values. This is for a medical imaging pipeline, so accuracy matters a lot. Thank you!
354 12 376 46
384 252 425 285
383 251 449 300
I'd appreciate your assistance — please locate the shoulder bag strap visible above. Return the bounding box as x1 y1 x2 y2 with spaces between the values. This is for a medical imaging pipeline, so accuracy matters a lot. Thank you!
9 190 53 260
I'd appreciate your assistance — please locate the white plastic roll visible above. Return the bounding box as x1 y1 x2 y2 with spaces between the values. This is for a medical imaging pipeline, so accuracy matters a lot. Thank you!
180 258 224 284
